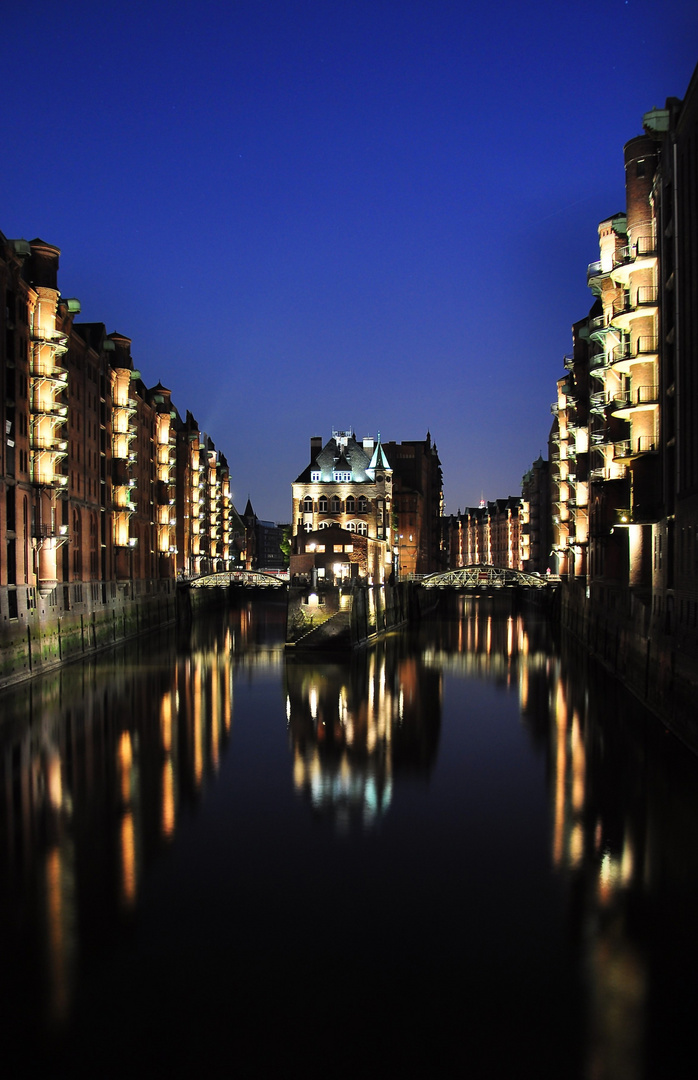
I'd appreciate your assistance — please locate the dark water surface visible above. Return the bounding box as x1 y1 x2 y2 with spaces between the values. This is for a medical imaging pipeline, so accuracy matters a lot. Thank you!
1 596 697 1078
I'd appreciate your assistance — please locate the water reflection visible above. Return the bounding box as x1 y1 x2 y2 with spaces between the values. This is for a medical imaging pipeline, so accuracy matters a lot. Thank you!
0 600 285 1045
285 634 441 830
0 595 696 1077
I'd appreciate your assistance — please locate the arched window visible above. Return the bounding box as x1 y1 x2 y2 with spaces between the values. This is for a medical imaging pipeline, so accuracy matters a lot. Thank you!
345 495 355 513
357 522 368 536
303 496 313 513
318 495 328 512
357 496 368 513
330 495 341 513
346 521 356 532
319 521 329 529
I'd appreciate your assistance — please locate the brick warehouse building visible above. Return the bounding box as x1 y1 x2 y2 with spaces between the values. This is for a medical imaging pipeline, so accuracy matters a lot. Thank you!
549 61 698 737
382 432 445 577
0 231 242 684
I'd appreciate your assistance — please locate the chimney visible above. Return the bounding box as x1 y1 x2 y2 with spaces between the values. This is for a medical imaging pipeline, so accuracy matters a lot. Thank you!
310 436 322 461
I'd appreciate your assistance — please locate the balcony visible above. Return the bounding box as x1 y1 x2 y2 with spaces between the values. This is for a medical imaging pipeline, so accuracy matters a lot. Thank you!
31 523 57 540
30 362 68 385
587 260 606 294
610 236 658 284
30 398 68 418
590 464 628 482
613 384 660 419
30 434 68 453
610 289 659 336
610 337 658 374
29 326 69 353
588 313 612 344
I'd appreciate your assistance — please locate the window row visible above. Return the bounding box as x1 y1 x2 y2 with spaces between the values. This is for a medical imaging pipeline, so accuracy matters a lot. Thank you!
303 521 368 535
302 495 369 514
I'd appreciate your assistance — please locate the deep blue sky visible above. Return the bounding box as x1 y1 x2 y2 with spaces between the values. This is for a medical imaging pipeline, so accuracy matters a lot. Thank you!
4 1 697 521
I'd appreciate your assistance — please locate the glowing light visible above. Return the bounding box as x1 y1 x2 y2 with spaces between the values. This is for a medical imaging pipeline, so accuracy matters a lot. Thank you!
161 760 175 839
120 812 137 907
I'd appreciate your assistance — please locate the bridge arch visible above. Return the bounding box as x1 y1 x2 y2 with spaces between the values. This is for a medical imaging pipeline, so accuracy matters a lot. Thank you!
188 570 286 589
420 564 553 589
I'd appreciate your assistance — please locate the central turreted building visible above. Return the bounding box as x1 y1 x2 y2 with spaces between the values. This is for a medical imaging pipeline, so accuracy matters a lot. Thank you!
290 430 394 583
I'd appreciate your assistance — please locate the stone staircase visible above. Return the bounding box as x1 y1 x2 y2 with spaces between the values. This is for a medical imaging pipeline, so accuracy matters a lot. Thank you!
289 609 352 650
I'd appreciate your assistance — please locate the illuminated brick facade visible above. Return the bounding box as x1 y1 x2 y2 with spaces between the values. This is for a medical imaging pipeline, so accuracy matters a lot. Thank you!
443 498 523 571
0 230 239 657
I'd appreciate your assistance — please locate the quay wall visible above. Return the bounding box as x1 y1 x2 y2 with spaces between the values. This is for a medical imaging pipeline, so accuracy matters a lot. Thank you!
560 580 698 754
286 581 421 649
350 580 421 644
0 580 182 691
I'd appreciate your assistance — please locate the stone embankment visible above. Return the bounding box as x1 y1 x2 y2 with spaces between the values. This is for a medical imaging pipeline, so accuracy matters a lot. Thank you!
285 581 423 651
0 580 181 692
560 580 698 755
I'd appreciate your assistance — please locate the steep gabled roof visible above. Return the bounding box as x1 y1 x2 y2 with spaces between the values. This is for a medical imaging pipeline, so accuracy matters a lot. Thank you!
294 432 379 484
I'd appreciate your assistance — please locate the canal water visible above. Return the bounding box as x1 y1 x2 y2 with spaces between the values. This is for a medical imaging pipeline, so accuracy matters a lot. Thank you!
1 595 697 1078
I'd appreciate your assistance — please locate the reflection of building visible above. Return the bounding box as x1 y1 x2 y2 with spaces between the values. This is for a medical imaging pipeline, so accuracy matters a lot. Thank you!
0 620 236 1026
291 430 394 583
284 641 441 830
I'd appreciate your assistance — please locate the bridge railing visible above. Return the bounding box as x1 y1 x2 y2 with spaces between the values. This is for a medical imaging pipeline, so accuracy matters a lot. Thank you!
420 564 553 589
188 569 286 589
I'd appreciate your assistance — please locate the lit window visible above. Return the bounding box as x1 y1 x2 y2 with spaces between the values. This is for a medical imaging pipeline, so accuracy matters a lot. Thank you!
311 471 321 482
316 544 325 553
334 544 343 553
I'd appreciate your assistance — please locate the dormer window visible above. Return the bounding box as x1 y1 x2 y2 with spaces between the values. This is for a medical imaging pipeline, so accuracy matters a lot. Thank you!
311 470 321 482
333 469 351 482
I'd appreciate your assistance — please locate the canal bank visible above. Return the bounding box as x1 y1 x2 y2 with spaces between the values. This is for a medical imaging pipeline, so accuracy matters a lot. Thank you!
0 579 181 691
560 578 698 755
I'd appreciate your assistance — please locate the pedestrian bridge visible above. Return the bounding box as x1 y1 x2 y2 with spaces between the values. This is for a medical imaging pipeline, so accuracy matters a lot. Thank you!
420 564 556 589
188 570 286 589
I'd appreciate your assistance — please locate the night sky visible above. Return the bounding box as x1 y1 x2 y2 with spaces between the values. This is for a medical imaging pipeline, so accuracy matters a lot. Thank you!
4 1 697 522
